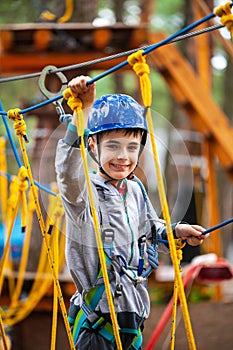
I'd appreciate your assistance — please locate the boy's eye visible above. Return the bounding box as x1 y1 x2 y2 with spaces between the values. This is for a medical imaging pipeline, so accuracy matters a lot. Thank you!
106 144 119 150
128 145 139 151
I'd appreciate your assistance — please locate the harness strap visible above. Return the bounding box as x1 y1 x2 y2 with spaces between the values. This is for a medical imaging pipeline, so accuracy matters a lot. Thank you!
82 318 142 349
97 186 123 305
130 329 143 350
72 284 105 343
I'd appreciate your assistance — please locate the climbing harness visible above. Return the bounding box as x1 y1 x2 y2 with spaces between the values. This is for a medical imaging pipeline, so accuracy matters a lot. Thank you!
69 181 157 349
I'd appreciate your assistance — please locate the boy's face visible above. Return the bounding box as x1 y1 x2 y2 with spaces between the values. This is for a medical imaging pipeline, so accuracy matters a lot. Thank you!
90 129 141 182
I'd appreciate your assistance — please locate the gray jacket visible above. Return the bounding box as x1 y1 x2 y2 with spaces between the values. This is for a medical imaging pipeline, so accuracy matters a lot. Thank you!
55 128 169 322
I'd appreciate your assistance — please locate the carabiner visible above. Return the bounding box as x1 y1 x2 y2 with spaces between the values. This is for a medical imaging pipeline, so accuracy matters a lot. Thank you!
38 65 68 116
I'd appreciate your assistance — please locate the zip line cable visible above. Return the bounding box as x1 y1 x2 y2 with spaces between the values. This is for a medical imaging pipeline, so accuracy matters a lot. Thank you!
0 23 223 85
0 15 222 115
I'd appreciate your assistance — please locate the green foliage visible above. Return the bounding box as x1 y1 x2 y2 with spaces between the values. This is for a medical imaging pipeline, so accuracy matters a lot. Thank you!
151 0 184 33
0 0 38 24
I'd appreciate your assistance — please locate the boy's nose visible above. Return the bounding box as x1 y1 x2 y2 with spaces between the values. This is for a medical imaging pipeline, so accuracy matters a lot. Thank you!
117 147 128 159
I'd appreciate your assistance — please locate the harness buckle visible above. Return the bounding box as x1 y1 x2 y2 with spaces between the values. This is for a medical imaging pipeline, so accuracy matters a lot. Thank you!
115 283 123 297
102 227 114 258
102 227 114 241
91 316 107 331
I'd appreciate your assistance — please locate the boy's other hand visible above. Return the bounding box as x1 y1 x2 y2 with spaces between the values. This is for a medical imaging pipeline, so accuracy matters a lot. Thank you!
175 223 209 246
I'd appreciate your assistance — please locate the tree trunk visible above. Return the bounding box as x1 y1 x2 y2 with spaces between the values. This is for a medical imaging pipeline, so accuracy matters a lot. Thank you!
71 0 98 22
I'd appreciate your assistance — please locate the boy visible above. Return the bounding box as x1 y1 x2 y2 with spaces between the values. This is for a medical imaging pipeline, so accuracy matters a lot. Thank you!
55 75 208 349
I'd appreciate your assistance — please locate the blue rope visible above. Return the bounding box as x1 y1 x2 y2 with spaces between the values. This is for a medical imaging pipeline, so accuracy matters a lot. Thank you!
0 95 61 115
162 218 233 245
0 11 217 116
201 217 233 235
86 13 216 86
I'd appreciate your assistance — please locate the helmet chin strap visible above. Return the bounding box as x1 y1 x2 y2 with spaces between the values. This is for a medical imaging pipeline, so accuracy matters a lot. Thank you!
87 142 117 181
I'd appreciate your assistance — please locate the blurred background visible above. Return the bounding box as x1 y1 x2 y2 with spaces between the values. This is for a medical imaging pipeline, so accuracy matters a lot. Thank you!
0 1 233 349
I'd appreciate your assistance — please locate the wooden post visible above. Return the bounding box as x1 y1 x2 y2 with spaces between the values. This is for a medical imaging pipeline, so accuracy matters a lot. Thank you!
203 139 223 300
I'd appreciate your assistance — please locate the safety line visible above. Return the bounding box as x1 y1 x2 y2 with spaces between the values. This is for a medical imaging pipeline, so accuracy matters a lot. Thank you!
86 12 216 86
7 110 75 349
0 12 219 116
160 217 233 245
128 49 196 349
202 217 233 235
0 23 223 84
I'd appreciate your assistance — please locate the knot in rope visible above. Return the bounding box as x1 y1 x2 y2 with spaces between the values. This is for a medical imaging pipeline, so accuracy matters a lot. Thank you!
214 1 233 34
175 238 185 271
7 108 22 121
128 50 150 76
176 248 183 263
63 88 83 113
175 238 186 250
63 88 85 137
7 108 29 143
18 166 29 192
128 50 152 108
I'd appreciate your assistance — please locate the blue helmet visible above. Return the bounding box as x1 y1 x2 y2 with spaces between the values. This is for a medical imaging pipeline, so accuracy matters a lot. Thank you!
87 94 148 135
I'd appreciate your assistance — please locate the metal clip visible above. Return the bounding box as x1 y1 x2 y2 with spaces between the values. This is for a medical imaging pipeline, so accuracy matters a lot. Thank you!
38 65 68 118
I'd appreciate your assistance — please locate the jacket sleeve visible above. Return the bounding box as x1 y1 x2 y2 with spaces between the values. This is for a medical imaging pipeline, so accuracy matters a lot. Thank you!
55 127 88 212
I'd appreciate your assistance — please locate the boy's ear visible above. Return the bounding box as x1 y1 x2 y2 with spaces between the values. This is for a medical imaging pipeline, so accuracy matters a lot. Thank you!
88 136 97 156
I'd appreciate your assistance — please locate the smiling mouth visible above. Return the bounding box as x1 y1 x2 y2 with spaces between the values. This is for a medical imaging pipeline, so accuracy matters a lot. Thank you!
111 163 130 170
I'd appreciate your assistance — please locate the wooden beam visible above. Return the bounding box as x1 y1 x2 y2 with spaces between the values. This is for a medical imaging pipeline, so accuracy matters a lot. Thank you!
149 32 233 181
0 52 128 75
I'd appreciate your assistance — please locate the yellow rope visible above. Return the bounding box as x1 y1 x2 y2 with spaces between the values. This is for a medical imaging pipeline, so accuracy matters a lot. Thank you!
40 0 73 23
3 195 66 328
47 193 64 350
0 137 8 221
18 166 28 232
0 177 20 296
7 108 75 350
3 190 65 327
50 213 60 350
170 239 186 350
58 0 74 23
40 10 57 21
214 1 233 40
128 50 196 350
0 313 9 350
6 167 29 317
63 88 123 350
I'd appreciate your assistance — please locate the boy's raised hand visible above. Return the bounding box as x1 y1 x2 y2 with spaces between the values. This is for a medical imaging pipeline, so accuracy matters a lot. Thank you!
68 75 96 110
175 223 209 246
